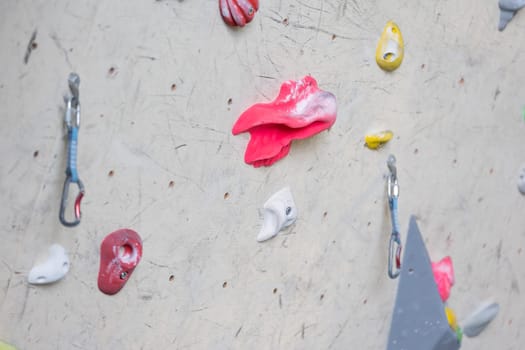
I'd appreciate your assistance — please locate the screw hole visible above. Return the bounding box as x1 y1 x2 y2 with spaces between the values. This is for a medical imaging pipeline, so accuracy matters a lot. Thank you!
108 170 114 177
171 83 177 91
222 281 227 288
33 150 39 158
383 52 395 61
169 275 175 282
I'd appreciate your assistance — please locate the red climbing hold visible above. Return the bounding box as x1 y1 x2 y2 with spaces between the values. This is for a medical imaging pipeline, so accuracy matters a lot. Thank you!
98 228 143 295
219 0 259 27
431 256 455 302
232 76 337 167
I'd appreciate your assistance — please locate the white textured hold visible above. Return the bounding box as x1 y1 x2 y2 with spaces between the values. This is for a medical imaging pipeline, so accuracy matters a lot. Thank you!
257 187 297 242
462 301 499 337
28 244 70 285
518 166 525 194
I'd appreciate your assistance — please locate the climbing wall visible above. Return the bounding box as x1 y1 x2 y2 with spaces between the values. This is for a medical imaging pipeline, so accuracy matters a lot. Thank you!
0 0 524 349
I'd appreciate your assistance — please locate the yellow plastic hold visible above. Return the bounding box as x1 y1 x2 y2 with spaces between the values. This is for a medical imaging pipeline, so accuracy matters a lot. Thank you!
445 307 459 331
0 341 17 350
376 21 404 71
364 130 393 150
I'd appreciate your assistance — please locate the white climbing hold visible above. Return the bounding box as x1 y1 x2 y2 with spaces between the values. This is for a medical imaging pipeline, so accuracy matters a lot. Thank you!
462 301 499 337
257 187 297 242
498 0 525 31
28 244 70 285
518 166 525 194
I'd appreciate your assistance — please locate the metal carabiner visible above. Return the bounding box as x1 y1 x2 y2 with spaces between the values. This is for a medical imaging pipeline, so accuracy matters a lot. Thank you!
387 154 402 279
59 175 85 227
59 73 85 227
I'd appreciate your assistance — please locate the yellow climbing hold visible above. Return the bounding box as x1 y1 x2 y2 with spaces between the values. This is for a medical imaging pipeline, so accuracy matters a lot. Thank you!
445 306 459 331
365 130 393 149
376 21 404 71
0 341 17 350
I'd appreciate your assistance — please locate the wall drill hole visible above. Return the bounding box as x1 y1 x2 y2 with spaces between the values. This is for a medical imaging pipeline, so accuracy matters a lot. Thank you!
33 150 39 158
169 181 175 188
31 42 38 49
227 98 232 105
108 170 114 177
169 275 175 282
273 288 278 294
224 192 229 199
222 281 227 288
408 268 415 274
171 83 177 91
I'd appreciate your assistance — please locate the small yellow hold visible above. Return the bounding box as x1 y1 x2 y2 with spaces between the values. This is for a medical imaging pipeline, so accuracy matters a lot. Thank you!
445 306 459 331
376 21 404 71
365 130 393 150
0 341 17 350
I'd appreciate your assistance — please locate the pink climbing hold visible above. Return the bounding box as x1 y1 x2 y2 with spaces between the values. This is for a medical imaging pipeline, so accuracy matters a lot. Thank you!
232 76 337 167
432 256 455 302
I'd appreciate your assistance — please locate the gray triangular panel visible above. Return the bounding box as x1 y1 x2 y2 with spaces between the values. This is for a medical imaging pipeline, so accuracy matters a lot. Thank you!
387 216 460 350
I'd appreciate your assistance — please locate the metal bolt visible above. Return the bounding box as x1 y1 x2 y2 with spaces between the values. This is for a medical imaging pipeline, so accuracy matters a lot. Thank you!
120 271 128 279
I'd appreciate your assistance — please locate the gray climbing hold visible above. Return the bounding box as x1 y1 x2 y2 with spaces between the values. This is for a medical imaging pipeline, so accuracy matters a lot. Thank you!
462 301 499 337
518 166 525 194
387 216 460 350
498 0 525 31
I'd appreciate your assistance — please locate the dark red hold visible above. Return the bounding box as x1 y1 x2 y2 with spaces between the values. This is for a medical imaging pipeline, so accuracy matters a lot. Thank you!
98 228 143 295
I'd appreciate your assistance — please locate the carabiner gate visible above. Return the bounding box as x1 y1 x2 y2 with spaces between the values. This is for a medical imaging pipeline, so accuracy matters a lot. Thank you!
59 176 85 227
388 233 402 279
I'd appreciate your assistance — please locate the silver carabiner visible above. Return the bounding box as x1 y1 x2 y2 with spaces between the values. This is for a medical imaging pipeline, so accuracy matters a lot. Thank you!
387 154 402 279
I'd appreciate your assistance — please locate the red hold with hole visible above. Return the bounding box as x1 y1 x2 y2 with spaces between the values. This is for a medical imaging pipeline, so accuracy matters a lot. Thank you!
219 0 259 27
98 228 143 295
